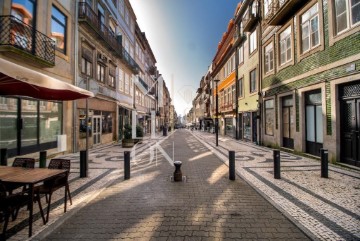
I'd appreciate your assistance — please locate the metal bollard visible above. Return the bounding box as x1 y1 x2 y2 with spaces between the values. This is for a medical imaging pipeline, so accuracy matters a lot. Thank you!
124 151 130 180
39 151 47 168
273 150 281 179
229 151 235 180
0 148 8 166
173 161 182 182
80 150 87 178
320 149 328 178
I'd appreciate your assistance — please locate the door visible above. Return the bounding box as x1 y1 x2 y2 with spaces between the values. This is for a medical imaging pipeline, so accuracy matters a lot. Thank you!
92 116 101 145
252 112 257 143
282 96 294 149
238 113 243 139
305 90 323 156
341 99 360 166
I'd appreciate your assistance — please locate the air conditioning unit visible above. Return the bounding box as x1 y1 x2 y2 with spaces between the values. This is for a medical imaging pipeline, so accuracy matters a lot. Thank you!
97 53 107 62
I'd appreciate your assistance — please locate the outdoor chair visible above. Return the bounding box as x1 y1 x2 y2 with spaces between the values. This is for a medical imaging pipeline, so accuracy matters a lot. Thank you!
6 158 35 195
35 159 72 224
0 180 29 240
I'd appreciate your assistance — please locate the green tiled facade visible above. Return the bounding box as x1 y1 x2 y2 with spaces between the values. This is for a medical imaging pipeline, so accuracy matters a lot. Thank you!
261 0 360 165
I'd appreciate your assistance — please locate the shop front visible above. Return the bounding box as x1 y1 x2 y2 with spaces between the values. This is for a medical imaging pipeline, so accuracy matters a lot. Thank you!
77 98 116 150
0 97 63 157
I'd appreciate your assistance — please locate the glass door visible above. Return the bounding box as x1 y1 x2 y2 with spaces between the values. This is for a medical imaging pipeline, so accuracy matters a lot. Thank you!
305 90 323 156
92 116 101 145
282 95 294 149
21 99 38 153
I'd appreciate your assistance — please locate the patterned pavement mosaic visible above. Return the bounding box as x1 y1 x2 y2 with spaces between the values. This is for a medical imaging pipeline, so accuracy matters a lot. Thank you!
192 130 360 241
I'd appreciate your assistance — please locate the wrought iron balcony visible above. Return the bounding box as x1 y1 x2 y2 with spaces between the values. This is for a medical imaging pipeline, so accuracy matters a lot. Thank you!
79 2 139 74
138 76 149 91
78 2 122 57
0 16 55 66
233 32 246 46
243 10 259 32
266 0 310 25
122 48 139 74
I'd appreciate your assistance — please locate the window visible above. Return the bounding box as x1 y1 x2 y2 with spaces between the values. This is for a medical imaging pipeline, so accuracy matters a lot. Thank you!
119 0 124 15
51 6 67 53
102 112 113 134
265 99 274 136
238 78 243 98
118 68 124 91
250 69 257 93
232 85 236 103
335 0 360 34
264 42 274 73
97 63 105 83
81 57 92 77
279 26 292 65
125 73 129 94
249 29 257 54
129 75 134 96
109 74 115 88
301 3 320 53
11 0 35 26
125 7 129 25
264 0 270 17
238 45 244 65
109 20 116 36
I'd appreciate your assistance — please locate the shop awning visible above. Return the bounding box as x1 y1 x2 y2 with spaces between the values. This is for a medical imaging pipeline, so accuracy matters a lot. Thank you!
0 58 94 100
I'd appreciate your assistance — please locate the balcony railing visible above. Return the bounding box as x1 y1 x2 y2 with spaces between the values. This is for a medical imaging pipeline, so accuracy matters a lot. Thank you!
138 76 149 91
243 10 259 32
0 16 55 66
122 48 139 74
78 2 139 74
266 0 310 25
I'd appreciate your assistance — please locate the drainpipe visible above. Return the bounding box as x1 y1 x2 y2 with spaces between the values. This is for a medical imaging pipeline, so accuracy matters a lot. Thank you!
257 1 263 146
73 0 79 153
235 35 239 140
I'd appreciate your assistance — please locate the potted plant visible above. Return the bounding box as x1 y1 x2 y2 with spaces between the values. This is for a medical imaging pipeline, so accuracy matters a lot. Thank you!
122 124 134 147
134 125 144 144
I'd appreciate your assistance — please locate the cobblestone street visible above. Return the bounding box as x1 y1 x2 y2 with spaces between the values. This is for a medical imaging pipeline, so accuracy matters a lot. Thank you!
39 130 308 240
3 129 359 240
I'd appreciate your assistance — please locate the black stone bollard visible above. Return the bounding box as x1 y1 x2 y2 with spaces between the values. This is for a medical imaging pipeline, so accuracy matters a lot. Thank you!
0 148 8 166
273 150 281 179
163 127 167 136
124 151 130 180
80 150 87 178
320 149 328 178
229 151 235 181
173 161 182 182
39 151 47 168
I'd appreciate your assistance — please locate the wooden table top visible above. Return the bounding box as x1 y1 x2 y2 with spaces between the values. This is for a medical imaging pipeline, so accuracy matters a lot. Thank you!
0 166 67 184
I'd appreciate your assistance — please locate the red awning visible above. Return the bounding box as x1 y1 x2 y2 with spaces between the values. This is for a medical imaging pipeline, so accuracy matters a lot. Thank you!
0 58 94 100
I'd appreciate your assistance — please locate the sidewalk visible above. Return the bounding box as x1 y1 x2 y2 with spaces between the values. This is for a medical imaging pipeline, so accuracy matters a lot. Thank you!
3 133 164 241
192 130 360 241
38 130 308 240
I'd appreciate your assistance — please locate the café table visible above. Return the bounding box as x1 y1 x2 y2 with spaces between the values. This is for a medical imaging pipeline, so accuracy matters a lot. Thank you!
0 166 67 237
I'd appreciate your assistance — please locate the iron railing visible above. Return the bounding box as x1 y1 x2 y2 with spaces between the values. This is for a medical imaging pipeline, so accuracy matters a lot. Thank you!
266 0 288 20
122 47 139 73
78 2 122 58
0 15 55 66
138 76 149 91
78 2 139 73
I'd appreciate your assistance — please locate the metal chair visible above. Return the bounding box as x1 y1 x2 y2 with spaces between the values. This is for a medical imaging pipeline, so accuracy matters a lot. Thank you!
12 158 35 168
6 158 35 195
0 180 28 240
35 159 72 224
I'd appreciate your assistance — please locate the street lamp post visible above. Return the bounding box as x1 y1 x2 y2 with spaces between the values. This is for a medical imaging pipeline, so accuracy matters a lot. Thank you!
214 79 220 146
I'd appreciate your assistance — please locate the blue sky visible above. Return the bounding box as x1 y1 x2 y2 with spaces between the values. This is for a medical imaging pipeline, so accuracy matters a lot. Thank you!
130 0 240 117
